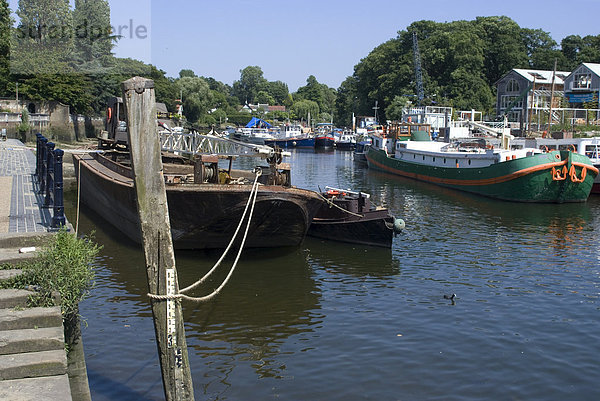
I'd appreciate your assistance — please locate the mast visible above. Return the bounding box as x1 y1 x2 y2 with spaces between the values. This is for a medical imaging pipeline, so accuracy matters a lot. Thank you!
412 32 425 106
548 58 557 132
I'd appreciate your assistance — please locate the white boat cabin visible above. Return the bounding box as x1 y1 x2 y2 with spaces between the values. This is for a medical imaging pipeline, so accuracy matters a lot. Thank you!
393 140 542 168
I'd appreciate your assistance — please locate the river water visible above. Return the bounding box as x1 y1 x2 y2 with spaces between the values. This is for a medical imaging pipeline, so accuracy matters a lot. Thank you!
67 148 600 400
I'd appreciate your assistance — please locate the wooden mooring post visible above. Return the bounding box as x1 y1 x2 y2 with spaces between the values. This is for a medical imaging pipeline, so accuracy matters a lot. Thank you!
122 77 194 400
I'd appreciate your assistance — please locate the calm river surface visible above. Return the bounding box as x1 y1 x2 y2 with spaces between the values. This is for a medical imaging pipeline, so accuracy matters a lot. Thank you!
66 148 600 400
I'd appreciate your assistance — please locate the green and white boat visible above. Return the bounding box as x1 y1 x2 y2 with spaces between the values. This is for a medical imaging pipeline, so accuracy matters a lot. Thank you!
365 127 598 203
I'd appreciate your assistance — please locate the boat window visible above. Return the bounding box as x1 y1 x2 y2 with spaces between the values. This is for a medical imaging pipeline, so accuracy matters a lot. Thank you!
468 160 471 165
413 154 416 159
433 157 436 162
422 155 425 160
443 158 446 163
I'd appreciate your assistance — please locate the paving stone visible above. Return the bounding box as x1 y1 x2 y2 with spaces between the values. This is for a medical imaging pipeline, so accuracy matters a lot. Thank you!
0 350 67 380
0 326 64 355
0 374 72 401
0 306 62 331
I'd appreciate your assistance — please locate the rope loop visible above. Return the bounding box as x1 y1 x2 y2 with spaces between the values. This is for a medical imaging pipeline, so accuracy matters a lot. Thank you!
148 169 262 303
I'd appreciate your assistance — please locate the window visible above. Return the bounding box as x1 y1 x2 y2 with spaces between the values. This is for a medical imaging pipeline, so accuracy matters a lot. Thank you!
574 73 592 89
506 79 520 93
501 95 523 110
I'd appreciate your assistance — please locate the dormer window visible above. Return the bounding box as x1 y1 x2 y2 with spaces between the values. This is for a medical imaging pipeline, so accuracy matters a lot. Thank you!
574 73 592 89
506 79 520 93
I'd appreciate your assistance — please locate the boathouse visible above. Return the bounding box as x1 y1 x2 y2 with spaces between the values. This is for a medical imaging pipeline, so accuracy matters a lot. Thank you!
495 68 570 125
563 63 600 108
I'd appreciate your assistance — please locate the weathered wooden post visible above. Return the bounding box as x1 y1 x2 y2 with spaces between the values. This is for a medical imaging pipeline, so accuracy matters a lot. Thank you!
122 76 194 400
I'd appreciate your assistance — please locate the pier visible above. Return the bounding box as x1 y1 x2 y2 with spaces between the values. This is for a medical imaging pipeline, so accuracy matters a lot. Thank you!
0 138 89 400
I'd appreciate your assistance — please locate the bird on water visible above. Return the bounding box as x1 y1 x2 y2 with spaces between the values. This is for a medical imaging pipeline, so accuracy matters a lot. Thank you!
443 293 456 301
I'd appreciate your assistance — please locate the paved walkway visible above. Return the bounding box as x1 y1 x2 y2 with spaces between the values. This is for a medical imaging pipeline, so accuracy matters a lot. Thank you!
0 139 53 233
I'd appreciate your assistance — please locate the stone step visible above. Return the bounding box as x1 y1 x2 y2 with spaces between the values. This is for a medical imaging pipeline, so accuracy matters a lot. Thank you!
0 289 36 309
0 306 62 331
0 350 67 380
0 269 24 281
0 326 64 356
0 374 72 400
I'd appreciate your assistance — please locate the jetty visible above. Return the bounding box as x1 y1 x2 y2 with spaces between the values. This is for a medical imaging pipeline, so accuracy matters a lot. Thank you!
0 138 89 400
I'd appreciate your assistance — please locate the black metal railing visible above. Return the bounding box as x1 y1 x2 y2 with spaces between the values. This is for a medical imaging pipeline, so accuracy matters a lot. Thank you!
35 133 66 228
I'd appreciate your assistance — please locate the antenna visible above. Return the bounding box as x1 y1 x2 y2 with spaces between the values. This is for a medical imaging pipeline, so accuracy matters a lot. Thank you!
373 100 379 123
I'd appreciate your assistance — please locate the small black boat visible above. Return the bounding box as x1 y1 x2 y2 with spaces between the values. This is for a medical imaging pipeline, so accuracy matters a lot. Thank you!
308 187 404 247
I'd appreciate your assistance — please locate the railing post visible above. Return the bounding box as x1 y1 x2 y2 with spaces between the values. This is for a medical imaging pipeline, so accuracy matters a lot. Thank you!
39 137 48 193
44 142 55 207
51 149 65 228
35 133 42 179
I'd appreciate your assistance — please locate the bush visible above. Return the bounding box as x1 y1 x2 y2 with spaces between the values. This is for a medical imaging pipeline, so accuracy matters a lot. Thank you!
24 229 100 319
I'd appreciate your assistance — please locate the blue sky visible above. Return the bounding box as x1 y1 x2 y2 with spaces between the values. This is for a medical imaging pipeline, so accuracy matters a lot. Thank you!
8 0 600 91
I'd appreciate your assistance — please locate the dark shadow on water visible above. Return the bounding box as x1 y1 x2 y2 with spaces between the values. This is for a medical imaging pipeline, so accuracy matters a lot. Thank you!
87 367 161 401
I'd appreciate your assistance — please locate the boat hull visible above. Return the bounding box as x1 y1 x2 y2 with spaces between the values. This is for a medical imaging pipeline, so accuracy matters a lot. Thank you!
336 142 356 151
366 147 597 203
315 136 335 149
73 153 324 249
308 212 394 247
265 137 315 149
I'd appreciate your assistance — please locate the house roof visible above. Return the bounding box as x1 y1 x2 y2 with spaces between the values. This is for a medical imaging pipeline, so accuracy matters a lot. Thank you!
156 102 168 114
511 69 571 85
580 63 600 77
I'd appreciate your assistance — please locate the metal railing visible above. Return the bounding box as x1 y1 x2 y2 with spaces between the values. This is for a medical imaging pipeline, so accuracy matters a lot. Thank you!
159 129 280 159
35 133 65 228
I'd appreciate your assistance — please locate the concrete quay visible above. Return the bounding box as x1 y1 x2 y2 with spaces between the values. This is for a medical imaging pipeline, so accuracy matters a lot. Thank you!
0 138 89 400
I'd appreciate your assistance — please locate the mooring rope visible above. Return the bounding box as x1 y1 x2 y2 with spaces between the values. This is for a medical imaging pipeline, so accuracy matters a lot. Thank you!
316 191 364 218
147 169 262 303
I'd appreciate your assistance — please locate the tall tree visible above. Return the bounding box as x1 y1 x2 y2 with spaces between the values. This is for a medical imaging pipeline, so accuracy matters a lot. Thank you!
232 65 267 104
72 0 113 70
14 0 74 74
177 76 212 123
0 0 12 96
474 16 529 85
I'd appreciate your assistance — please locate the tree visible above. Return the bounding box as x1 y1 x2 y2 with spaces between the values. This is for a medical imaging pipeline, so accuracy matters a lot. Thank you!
334 76 358 126
14 0 75 74
177 76 212 123
255 90 275 105
72 0 113 70
179 69 196 78
385 96 412 121
0 0 11 96
265 80 289 104
474 16 529 84
232 65 267 104
291 99 319 121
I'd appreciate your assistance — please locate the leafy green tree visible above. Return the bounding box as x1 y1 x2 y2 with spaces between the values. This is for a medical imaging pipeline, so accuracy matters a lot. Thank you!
0 0 11 96
179 69 196 78
291 99 319 121
13 0 74 74
232 65 267 104
520 28 566 70
265 80 289 105
385 96 412 120
177 75 212 123
474 16 529 85
334 76 358 126
72 0 113 70
255 90 275 105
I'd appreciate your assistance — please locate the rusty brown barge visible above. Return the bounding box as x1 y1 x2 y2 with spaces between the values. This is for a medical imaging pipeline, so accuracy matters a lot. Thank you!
73 150 324 249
